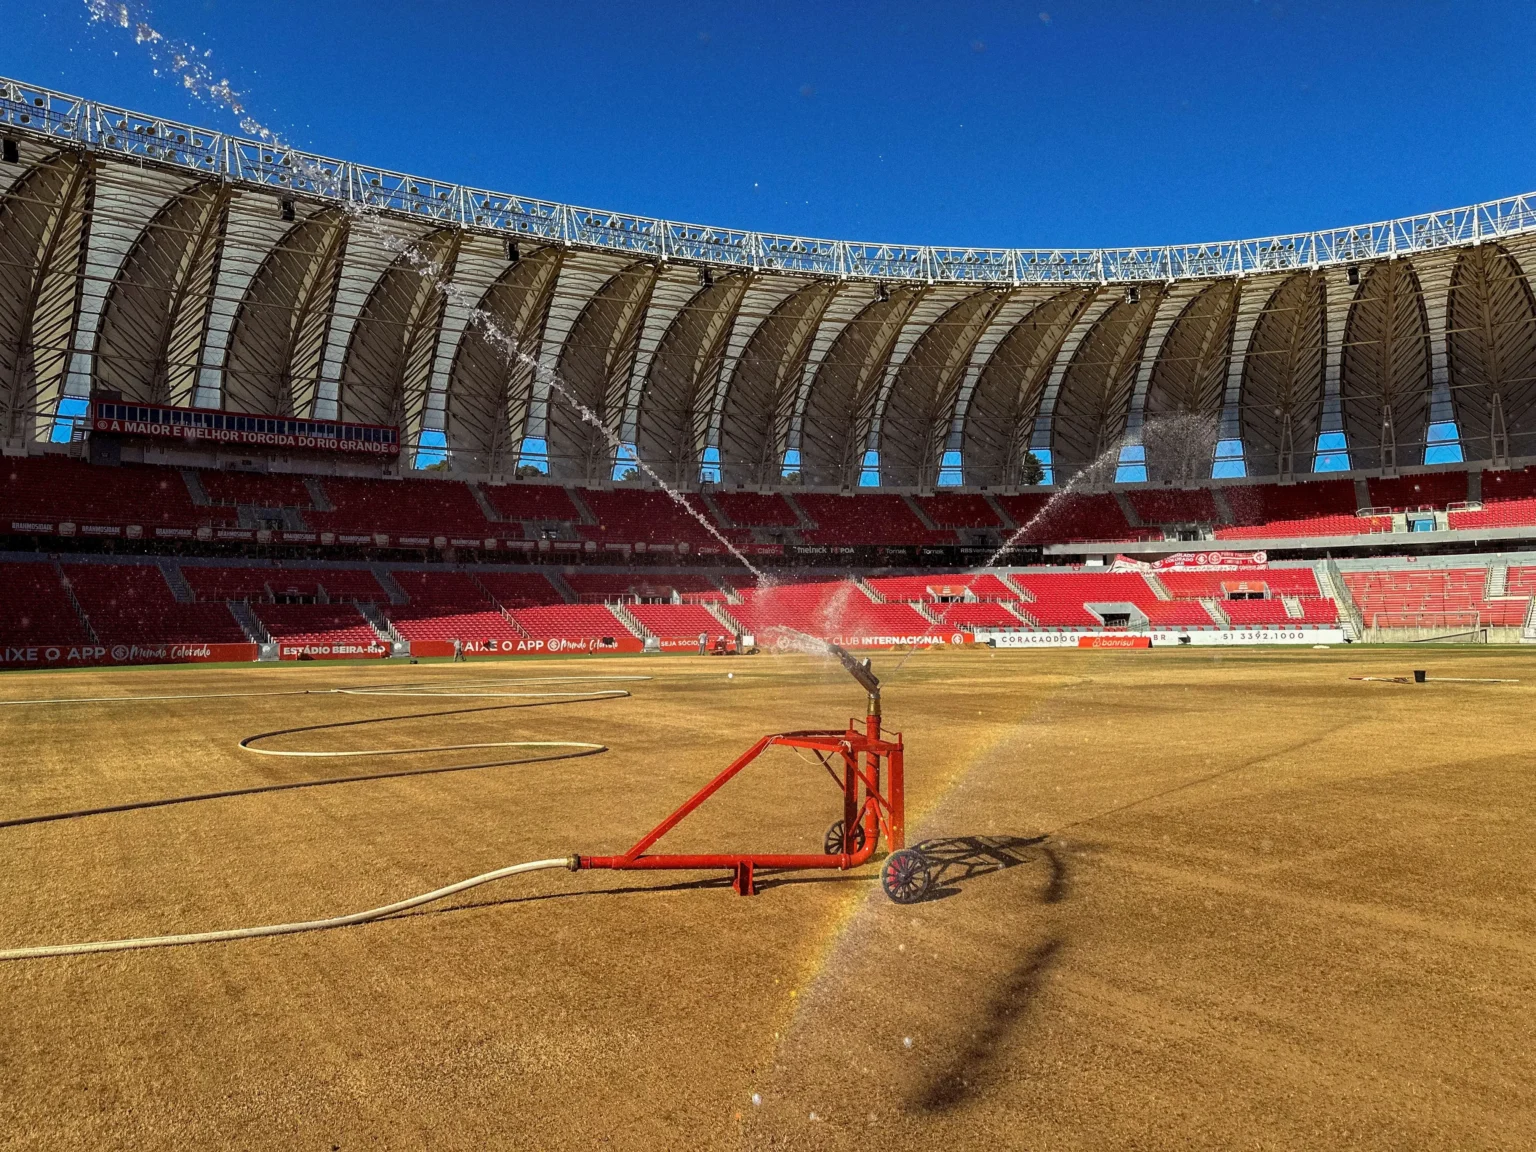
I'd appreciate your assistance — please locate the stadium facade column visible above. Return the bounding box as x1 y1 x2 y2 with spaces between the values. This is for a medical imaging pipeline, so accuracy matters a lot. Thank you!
1220 274 1288 470
621 263 714 456
787 283 878 480
1124 282 1206 438
311 220 420 422
1030 289 1114 463
1413 250 1459 465
866 287 980 489
949 287 1059 439
1499 237 1536 463
1319 265 1362 465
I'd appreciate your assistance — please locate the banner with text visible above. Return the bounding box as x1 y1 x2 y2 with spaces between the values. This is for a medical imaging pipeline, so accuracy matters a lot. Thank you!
0 642 259 668
408 636 646 658
980 628 1343 648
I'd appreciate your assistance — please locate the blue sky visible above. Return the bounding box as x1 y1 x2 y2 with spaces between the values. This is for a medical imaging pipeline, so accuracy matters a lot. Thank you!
8 1 1535 251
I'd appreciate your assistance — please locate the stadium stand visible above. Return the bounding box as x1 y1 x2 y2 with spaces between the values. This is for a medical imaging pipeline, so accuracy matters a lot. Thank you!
992 493 1051 530
1022 493 1140 542
306 476 493 539
794 493 951 546
865 573 1020 602
1128 488 1220 525
1220 599 1297 626
667 575 729 600
913 493 1004 528
184 566 298 602
64 563 247 643
561 572 722 601
390 570 490 608
1007 572 1170 628
1342 567 1527 629
480 483 583 523
254 604 384 649
1223 479 1360 523
710 492 800 527
475 571 566 607
385 608 524 645
19 451 1536 551
1447 498 1536 530
1216 513 1391 540
929 602 1027 629
1157 569 1322 599
730 581 933 636
578 489 722 546
0 562 90 644
2 455 227 529
1366 472 1471 510
627 603 727 641
510 604 635 639
563 572 655 601
199 470 314 508
1480 466 1536 502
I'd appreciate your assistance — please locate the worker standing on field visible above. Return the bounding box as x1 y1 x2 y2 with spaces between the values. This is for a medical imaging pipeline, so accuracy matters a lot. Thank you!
452 637 465 662
698 631 707 655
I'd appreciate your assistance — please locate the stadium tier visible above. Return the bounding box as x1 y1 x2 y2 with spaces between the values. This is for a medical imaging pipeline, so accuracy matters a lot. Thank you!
1021 493 1141 543
913 493 1005 529
305 476 495 540
1366 472 1473 511
386 609 524 645
627 603 728 641
865 573 1020 601
198 470 315 508
578 489 722 546
929 602 1029 628
474 571 567 607
480 483 583 523
729 582 934 638
1342 568 1529 629
0 562 90 645
254 604 384 651
792 493 953 546
510 604 636 639
184 566 301 601
8 553 1536 660
14 453 1536 551
1156 569 1321 598
388 570 490 608
3 456 231 530
63 563 247 644
709 492 800 528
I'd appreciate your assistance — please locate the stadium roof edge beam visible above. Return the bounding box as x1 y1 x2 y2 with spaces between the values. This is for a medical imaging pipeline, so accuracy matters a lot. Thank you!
3 75 1536 286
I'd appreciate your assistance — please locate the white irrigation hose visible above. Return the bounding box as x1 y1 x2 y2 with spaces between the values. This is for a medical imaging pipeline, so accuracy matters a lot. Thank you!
0 856 575 961
0 673 651 958
242 739 604 759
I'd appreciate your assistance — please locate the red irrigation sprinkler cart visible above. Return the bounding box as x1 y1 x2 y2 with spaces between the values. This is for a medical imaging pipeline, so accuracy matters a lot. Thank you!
575 644 932 903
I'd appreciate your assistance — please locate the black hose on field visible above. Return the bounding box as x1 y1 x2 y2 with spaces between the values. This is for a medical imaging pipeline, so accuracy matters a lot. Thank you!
0 685 635 829
0 746 606 830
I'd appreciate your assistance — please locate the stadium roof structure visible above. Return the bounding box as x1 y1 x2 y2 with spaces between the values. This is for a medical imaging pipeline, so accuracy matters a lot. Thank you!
4 74 1536 489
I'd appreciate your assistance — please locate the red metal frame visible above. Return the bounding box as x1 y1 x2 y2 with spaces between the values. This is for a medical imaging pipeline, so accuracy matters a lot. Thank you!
576 709 903 895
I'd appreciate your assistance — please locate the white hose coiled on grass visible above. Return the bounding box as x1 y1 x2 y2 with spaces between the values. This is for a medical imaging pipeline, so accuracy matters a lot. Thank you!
0 674 651 961
0 856 575 961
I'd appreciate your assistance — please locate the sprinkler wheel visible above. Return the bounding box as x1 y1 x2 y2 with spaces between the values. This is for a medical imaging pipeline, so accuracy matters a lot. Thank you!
881 848 931 904
823 818 867 856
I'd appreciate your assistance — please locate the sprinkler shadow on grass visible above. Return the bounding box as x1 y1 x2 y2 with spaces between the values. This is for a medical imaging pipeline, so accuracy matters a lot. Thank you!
389 836 1050 925
909 839 1073 1113
908 834 1050 902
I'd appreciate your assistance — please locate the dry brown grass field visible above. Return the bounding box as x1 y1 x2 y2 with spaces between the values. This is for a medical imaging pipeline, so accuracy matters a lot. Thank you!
0 646 1532 1150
